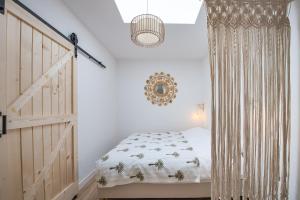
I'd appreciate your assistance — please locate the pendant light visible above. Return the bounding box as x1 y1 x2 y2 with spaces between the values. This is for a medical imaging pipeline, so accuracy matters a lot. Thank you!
130 0 165 48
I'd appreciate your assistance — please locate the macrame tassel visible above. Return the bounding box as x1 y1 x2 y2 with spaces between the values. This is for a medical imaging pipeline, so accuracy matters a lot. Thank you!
205 0 291 199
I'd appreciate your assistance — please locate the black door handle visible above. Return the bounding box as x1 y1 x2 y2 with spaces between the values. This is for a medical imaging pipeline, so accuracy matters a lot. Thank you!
0 112 7 138
0 112 1 138
2 114 6 135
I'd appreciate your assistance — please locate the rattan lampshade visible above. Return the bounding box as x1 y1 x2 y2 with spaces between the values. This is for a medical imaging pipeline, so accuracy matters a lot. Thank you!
131 14 165 48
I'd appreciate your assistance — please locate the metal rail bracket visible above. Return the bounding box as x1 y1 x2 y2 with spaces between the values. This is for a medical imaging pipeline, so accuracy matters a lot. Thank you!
70 33 78 58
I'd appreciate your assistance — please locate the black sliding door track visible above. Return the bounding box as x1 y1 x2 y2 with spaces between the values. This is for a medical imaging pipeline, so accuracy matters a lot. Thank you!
0 0 4 14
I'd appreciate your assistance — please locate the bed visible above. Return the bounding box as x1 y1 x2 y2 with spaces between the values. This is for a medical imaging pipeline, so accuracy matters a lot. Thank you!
96 127 211 198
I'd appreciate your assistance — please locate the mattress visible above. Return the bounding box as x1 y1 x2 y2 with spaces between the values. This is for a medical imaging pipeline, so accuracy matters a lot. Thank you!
96 127 211 188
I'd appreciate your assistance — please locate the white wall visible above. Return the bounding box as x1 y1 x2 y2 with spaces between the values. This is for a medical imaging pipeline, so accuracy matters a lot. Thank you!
116 59 210 139
289 1 300 199
19 0 118 181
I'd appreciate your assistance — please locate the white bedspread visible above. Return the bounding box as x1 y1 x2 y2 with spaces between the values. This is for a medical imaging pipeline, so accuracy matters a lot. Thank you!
96 127 211 188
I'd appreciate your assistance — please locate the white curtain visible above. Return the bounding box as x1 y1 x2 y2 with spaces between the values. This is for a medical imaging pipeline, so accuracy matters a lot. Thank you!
205 0 291 199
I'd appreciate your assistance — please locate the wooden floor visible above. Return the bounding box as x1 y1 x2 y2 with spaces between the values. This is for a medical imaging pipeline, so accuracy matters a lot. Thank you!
76 181 98 200
76 181 210 200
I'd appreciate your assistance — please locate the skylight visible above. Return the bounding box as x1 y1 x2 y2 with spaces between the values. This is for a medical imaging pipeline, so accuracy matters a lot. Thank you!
114 0 203 24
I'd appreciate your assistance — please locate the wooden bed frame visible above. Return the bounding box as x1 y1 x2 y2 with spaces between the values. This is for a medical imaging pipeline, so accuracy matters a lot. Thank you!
97 182 211 199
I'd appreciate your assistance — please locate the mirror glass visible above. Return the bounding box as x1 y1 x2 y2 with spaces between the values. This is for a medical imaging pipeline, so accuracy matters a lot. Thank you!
155 82 168 96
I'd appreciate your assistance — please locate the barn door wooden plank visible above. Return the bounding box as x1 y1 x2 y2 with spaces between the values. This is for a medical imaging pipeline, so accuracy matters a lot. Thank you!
59 47 68 189
0 0 6 115
8 114 76 130
20 21 34 197
72 56 79 183
51 41 61 197
32 28 45 200
24 122 74 200
8 50 73 114
65 53 74 185
42 35 53 200
0 8 8 200
53 50 79 200
6 13 23 200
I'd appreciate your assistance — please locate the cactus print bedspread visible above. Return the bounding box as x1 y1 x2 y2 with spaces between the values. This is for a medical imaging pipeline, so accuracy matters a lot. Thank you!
96 129 211 188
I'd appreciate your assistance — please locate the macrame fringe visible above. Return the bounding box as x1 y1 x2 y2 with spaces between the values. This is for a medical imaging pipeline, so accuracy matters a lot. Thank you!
206 1 291 199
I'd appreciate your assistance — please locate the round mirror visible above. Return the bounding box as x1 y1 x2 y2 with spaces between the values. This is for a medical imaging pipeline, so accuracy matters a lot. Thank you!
144 72 178 106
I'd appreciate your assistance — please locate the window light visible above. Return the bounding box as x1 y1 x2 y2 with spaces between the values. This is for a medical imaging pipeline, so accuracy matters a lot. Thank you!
114 0 203 24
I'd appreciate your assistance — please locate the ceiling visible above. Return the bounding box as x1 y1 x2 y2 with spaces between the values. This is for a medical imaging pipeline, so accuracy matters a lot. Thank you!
63 0 208 60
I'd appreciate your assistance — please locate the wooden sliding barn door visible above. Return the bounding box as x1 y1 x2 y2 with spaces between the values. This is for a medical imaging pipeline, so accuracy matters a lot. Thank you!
0 1 78 200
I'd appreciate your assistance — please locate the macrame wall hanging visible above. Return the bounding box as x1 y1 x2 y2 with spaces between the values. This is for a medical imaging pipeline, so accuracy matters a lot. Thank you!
205 0 291 199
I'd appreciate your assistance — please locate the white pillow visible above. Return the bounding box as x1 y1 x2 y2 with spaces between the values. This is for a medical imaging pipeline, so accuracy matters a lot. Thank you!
183 127 210 136
183 127 211 161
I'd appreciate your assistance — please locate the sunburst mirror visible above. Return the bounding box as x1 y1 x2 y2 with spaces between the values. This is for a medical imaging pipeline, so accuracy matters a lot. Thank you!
144 72 178 106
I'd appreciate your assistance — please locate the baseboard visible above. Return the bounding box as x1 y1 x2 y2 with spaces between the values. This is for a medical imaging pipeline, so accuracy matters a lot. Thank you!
79 168 97 191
